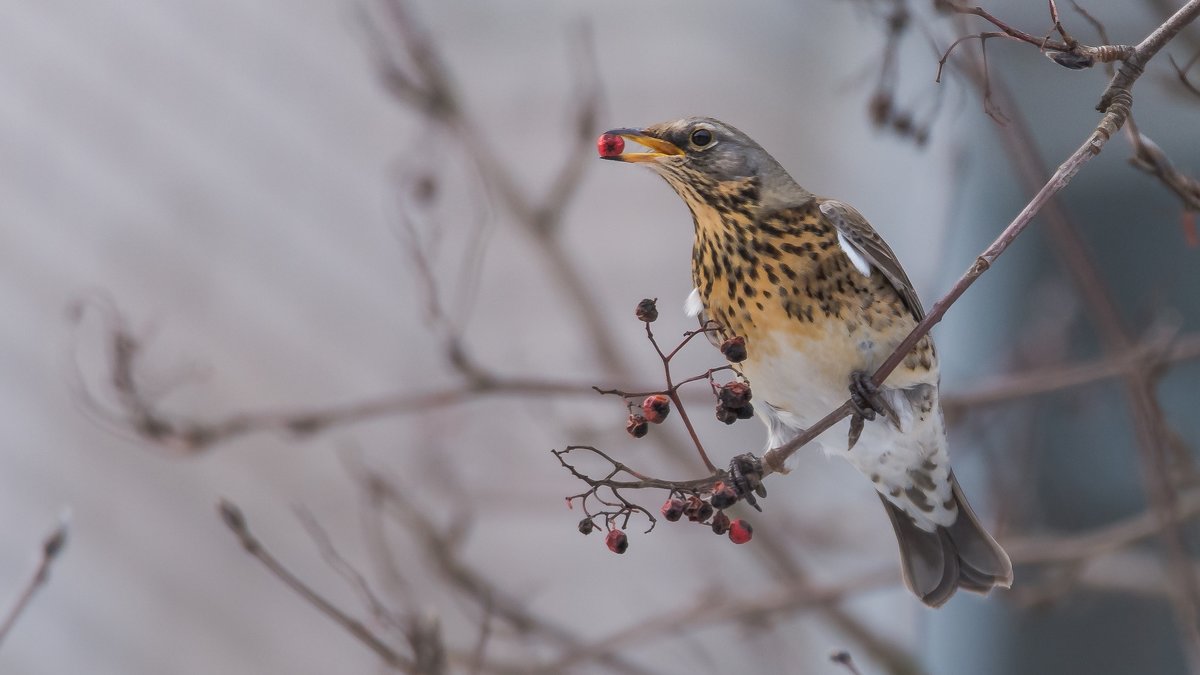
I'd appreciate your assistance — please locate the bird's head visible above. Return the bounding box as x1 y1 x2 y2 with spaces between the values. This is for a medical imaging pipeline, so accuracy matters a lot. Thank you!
599 117 810 218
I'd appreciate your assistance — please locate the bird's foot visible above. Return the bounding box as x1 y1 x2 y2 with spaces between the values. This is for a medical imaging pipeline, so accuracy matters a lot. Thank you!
848 370 883 421
727 453 766 512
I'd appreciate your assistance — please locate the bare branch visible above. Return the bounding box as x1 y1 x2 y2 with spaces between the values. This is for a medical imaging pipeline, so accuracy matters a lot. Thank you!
0 515 69 647
217 501 415 672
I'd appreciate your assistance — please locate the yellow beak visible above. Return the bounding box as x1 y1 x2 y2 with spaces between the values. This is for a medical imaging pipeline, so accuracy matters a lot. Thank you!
600 129 685 163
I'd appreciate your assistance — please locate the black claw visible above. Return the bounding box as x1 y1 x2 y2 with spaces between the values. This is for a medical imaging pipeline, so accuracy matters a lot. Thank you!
848 370 882 421
727 453 766 512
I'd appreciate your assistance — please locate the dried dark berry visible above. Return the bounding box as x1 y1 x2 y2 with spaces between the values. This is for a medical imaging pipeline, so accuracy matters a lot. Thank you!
642 395 671 424
689 501 714 523
728 519 753 544
710 483 738 510
735 403 755 420
605 529 629 554
578 518 595 535
682 495 703 520
718 381 752 409
715 404 738 425
720 336 747 363
660 497 685 522
626 414 649 438
710 511 731 535
635 298 659 323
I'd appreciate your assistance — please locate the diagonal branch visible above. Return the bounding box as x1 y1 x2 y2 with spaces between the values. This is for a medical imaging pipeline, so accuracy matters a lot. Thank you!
0 516 68 648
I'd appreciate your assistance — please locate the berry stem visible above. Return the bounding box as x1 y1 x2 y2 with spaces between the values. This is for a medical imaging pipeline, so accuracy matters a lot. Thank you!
643 323 719 473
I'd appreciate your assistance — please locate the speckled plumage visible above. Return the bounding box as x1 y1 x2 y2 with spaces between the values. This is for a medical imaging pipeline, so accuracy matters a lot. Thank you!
603 117 1012 607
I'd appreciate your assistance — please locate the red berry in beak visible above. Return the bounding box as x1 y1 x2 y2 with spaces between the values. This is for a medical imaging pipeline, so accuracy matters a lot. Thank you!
728 519 753 544
597 133 625 158
606 528 629 554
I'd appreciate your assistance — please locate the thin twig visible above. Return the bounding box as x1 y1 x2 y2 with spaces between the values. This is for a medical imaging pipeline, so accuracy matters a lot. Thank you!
0 516 68 647
217 501 414 672
943 331 1200 412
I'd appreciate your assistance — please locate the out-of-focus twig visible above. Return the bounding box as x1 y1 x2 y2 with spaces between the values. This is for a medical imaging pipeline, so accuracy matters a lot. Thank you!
0 515 68 648
536 489 1200 671
945 0 1200 665
943 330 1200 413
347 461 661 675
218 500 415 673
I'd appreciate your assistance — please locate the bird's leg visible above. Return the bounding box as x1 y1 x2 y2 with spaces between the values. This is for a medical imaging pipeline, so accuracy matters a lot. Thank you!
727 453 766 512
848 370 883 422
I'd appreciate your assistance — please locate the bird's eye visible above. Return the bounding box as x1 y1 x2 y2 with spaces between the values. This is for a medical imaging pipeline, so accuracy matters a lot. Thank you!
690 128 713 147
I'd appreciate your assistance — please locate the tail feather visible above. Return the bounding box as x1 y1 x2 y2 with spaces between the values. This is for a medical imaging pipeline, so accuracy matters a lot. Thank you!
879 473 1013 608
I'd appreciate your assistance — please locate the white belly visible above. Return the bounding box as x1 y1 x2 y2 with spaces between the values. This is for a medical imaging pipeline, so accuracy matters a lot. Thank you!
744 327 954 529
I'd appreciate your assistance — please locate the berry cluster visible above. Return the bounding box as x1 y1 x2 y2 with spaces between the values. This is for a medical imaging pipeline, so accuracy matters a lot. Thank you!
578 482 754 554
715 381 753 425
658 485 753 545
562 298 763 556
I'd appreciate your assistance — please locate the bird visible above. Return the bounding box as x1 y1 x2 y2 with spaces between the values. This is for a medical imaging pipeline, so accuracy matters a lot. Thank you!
599 117 1012 607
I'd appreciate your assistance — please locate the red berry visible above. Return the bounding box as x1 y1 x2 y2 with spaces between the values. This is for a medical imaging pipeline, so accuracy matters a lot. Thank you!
720 336 747 363
711 511 731 535
626 414 649 438
661 497 685 522
642 395 671 424
718 381 752 409
728 519 753 544
597 133 625 158
606 529 629 554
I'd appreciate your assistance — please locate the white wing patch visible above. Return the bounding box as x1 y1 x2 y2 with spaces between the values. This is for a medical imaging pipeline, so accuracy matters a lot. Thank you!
684 287 704 317
836 230 873 278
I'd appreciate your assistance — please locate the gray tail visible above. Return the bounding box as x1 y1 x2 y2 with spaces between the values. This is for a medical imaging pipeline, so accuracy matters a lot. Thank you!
879 473 1013 608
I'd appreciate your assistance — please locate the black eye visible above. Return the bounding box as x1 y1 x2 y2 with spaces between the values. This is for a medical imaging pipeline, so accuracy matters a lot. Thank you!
690 128 713 147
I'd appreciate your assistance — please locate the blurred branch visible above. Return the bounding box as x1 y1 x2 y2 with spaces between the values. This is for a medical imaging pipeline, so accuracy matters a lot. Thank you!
73 295 612 453
944 1 1200 664
0 516 68 648
218 501 417 673
943 329 1200 413
537 489 1200 671
347 460 661 675
365 1 628 376
1168 50 1200 98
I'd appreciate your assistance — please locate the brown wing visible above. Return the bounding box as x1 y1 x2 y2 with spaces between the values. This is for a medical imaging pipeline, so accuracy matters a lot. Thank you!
818 199 924 320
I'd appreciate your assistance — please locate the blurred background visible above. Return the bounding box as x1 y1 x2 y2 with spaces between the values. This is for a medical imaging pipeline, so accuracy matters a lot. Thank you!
1 0 1198 673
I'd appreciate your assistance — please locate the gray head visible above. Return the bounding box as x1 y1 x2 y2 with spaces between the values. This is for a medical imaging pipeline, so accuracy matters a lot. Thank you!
599 117 812 214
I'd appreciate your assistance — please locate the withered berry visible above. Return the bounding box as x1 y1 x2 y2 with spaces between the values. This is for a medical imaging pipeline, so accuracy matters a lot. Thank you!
578 518 595 535
728 519 753 544
626 414 649 438
661 497 685 522
635 298 659 323
710 482 738 510
606 528 629 554
642 395 671 424
735 403 755 420
682 495 703 520
597 133 625 158
715 404 738 425
718 381 752 409
720 336 747 363
689 501 714 523
710 511 731 535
